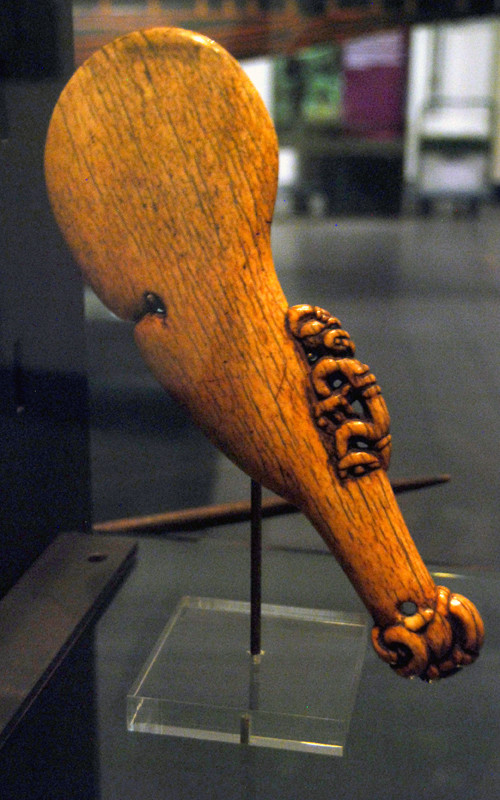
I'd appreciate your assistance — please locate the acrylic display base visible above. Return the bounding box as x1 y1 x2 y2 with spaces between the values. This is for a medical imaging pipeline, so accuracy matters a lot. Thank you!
127 596 367 756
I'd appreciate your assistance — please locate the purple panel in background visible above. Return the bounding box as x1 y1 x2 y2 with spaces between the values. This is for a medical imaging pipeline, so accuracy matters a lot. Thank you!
342 29 408 139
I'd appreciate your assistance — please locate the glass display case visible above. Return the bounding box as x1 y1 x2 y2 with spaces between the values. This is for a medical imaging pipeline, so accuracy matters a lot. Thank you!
1 3 499 799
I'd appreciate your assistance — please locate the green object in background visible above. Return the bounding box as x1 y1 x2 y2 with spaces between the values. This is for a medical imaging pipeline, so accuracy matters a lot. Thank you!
273 43 342 130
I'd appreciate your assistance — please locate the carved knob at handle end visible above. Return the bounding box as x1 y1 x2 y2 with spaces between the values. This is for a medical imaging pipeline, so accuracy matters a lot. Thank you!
371 586 484 681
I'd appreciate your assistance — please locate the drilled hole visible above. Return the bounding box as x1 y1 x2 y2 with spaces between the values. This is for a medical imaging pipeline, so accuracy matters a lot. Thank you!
400 601 418 616
350 399 364 418
144 292 166 316
327 371 345 391
87 553 108 563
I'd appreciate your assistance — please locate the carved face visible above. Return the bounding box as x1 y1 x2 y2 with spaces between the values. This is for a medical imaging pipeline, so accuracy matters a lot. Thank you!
291 306 355 357
322 326 355 356
299 318 329 340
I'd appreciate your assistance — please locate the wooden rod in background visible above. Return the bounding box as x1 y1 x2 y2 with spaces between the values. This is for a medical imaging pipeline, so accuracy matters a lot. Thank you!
92 474 450 536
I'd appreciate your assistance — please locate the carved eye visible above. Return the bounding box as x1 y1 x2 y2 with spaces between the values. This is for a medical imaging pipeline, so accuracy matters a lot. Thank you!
306 352 318 364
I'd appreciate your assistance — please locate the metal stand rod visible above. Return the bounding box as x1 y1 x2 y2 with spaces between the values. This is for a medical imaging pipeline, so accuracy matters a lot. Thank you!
250 479 262 658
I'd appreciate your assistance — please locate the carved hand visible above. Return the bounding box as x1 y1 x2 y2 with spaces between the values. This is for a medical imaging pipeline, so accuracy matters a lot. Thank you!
44 27 483 681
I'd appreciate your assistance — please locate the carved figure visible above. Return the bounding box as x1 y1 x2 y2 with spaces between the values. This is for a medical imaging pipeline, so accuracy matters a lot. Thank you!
372 585 485 681
287 304 356 357
287 304 391 479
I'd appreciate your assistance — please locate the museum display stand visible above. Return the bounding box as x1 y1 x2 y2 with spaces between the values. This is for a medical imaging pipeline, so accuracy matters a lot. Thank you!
127 483 367 756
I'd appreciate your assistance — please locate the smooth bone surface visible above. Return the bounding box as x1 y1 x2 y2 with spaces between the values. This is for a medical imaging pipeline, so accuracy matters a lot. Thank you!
44 27 484 680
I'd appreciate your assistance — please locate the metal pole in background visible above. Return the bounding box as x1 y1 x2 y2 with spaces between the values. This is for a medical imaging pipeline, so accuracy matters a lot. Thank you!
250 480 262 659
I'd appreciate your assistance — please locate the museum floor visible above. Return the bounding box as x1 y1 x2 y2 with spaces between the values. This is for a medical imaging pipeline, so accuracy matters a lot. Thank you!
69 206 500 800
